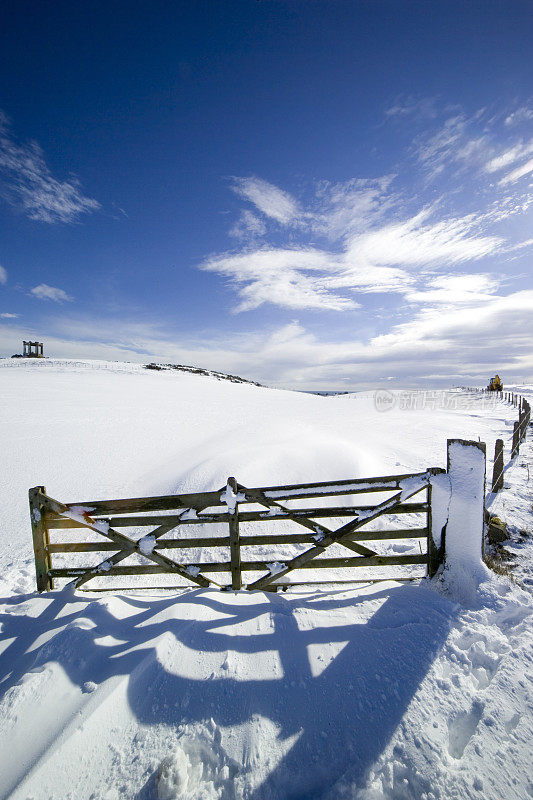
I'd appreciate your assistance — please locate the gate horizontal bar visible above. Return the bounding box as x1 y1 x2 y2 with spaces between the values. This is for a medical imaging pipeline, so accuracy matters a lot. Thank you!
46 503 428 529
49 554 427 577
48 527 429 553
49 472 430 517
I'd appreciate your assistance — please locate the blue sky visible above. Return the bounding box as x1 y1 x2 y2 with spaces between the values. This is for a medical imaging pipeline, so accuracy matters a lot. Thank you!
0 0 532 389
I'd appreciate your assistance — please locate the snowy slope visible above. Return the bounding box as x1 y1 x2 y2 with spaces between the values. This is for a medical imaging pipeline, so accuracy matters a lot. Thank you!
0 360 531 800
0 359 521 593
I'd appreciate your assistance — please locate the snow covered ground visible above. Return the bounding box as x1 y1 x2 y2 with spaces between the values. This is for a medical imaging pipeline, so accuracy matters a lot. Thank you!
0 359 531 799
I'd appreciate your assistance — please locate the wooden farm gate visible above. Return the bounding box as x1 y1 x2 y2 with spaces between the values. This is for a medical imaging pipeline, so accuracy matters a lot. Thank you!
29 467 447 592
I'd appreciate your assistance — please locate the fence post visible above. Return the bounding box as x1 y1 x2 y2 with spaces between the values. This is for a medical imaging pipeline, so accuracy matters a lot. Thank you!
29 485 53 591
491 439 504 492
427 467 447 577
511 420 520 457
227 477 242 590
445 439 486 564
519 400 530 441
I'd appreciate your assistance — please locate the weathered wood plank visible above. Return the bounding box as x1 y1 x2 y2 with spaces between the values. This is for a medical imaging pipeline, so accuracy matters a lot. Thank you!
60 490 226 516
265 577 423 588
69 521 181 589
491 438 504 493
48 527 429 552
45 471 431 517
512 420 520 458
253 471 429 496
78 577 423 592
247 476 429 590
427 467 445 578
29 486 53 591
238 484 378 557
49 554 427 577
45 503 429 528
226 477 242 590
40 493 216 589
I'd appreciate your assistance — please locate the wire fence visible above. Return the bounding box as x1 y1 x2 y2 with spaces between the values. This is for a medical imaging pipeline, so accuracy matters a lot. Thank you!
463 389 532 499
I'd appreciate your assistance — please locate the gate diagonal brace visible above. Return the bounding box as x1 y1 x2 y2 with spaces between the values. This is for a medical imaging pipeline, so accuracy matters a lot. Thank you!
43 495 221 590
238 484 378 557
246 475 430 591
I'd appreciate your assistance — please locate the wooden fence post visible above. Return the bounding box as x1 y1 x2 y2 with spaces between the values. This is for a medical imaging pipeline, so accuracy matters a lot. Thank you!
491 439 504 492
519 401 530 441
511 420 520 458
227 477 242 590
427 467 447 577
29 486 53 591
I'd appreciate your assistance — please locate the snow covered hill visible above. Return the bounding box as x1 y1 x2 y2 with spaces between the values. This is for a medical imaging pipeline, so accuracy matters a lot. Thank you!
0 359 531 800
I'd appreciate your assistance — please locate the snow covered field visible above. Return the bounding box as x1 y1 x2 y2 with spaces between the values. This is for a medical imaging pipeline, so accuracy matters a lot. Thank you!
0 359 531 800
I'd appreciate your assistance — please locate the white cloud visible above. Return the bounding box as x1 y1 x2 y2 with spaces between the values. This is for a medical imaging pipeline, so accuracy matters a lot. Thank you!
310 177 396 239
0 110 100 223
415 115 474 176
499 157 533 186
342 210 501 271
229 209 267 241
385 96 439 119
202 247 358 311
30 284 73 303
0 265 6 284
370 290 533 363
201 203 503 313
231 177 300 224
504 107 533 127
485 140 533 174
2 290 531 389
405 274 499 304
0 312 18 318
413 108 533 189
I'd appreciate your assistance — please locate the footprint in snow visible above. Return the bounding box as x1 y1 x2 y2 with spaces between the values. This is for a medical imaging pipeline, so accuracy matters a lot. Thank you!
447 700 484 759
504 712 521 735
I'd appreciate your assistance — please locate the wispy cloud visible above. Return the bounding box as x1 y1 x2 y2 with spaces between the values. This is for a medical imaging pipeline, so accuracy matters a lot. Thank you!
30 284 73 303
385 96 440 119
504 107 533 127
404 274 499 304
0 312 18 318
499 157 533 186
0 110 100 223
413 112 498 179
413 106 533 195
0 265 6 284
201 101 533 317
231 177 300 224
485 140 533 174
202 247 359 311
229 209 267 242
200 200 503 312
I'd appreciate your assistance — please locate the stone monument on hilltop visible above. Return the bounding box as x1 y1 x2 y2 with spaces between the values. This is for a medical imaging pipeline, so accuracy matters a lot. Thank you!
17 341 45 358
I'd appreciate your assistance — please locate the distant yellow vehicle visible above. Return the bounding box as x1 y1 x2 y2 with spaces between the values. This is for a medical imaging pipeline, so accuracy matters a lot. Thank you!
487 374 503 391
